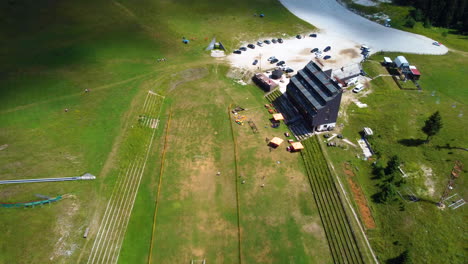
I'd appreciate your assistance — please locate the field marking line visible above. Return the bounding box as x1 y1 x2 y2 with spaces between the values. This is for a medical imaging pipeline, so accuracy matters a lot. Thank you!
143 93 156 114
142 92 152 113
227 105 243 264
86 166 129 264
318 139 379 264
88 161 138 264
103 96 163 263
97 159 143 263
145 95 158 127
147 107 171 264
115 97 165 264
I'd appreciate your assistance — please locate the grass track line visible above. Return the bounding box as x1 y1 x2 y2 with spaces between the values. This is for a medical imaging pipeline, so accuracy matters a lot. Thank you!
88 160 140 264
97 158 144 263
227 105 243 264
147 108 172 264
86 164 134 264
116 96 165 264
317 139 379 264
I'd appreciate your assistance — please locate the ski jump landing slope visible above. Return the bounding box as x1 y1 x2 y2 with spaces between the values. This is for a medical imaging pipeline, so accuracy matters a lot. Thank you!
279 0 448 55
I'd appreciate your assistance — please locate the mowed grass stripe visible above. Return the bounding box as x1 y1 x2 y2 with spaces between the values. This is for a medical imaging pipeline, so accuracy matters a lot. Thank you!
302 137 364 264
304 144 350 263
309 140 357 263
87 162 137 263
313 139 364 263
310 138 363 264
86 92 164 264
96 158 144 263
302 152 342 263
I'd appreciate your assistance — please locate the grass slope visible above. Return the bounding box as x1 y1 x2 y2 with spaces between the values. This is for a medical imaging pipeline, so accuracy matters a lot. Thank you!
324 48 467 263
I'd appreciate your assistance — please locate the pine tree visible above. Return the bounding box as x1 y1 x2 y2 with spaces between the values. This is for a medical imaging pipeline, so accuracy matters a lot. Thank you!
422 111 443 142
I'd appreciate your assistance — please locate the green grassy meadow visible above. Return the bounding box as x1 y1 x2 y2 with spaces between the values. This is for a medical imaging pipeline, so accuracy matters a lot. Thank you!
0 0 324 263
1 0 467 263
323 46 467 263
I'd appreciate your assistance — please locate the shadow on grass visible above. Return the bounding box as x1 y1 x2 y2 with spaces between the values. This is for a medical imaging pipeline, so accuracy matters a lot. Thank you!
435 143 468 152
398 138 426 147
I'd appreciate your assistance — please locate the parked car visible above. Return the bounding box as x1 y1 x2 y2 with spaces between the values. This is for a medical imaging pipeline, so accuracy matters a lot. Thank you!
284 68 294 73
323 55 331 60
239 47 247 51
268 56 276 61
324 46 331 52
271 38 277 43
309 33 317 38
247 44 255 49
253 59 258 65
296 34 302 39
276 60 285 66
432 41 442 46
352 84 365 93
277 38 283 43
264 40 271 44
257 41 263 46
233 50 241 54
311 48 319 53
270 58 279 64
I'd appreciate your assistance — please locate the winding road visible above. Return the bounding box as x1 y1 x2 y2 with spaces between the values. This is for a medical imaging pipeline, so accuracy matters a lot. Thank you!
279 0 448 54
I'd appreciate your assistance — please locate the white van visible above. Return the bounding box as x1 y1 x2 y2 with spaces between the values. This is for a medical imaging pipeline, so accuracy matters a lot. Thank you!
353 84 365 93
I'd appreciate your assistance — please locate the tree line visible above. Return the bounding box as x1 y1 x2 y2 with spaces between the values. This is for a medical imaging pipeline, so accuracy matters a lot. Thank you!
393 0 468 32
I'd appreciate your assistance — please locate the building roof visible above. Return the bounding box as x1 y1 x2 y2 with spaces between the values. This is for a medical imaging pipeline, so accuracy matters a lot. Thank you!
409 65 421 76
272 113 284 121
270 137 284 146
291 142 304 150
254 73 278 88
288 61 341 111
383 57 392 63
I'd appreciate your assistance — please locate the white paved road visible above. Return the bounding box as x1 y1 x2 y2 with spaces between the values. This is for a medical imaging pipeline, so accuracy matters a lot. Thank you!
279 0 448 54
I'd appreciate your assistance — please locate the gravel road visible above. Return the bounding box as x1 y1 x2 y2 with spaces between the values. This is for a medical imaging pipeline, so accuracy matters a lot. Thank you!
279 0 448 55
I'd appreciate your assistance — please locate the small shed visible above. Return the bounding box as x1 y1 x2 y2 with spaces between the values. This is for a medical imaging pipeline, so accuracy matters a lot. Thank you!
269 137 284 147
252 73 278 92
394 56 409 69
291 142 304 152
272 113 284 121
409 65 421 80
271 69 283 80
383 57 393 65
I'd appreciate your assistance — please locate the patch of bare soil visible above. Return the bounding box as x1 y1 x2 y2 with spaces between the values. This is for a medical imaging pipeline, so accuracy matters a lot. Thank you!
339 48 360 58
343 163 376 229
0 144 8 151
421 165 435 196
50 197 80 262
168 67 209 92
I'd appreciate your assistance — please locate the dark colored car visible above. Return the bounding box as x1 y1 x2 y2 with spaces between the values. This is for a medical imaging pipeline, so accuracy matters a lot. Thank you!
271 39 277 43
247 44 255 49
253 59 258 65
239 47 247 51
323 46 331 52
233 50 241 54
270 58 279 64
276 60 285 66
277 38 283 43
285 68 294 73
323 55 331 60
311 48 319 53
264 40 271 44
309 33 317 38
296 34 302 39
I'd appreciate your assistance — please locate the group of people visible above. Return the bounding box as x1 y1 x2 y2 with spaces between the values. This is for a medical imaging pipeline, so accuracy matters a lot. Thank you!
156 58 167 62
